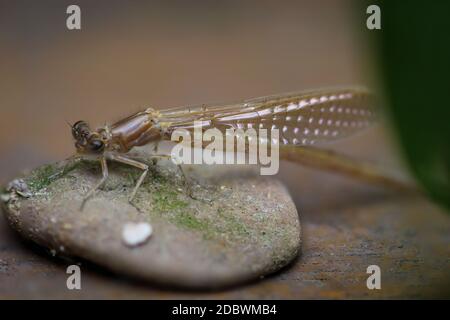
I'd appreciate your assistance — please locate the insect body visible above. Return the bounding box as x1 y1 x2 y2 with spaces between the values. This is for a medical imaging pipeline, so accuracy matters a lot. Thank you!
72 87 381 208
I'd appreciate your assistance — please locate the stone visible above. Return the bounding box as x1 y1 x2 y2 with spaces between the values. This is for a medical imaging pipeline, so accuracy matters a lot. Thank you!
0 152 301 289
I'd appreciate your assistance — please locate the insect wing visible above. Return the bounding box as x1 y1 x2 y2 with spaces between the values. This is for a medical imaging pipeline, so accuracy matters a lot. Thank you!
159 87 376 146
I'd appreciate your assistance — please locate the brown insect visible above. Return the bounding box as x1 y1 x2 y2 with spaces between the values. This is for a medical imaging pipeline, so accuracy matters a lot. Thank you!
71 87 413 209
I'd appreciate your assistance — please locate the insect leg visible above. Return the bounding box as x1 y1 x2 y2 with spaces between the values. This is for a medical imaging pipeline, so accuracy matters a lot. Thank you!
49 155 82 182
152 141 160 154
109 154 149 202
148 153 194 199
174 163 193 198
81 156 108 210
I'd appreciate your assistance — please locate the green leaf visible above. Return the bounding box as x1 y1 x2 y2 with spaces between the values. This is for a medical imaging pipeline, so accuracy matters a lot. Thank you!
361 1 450 210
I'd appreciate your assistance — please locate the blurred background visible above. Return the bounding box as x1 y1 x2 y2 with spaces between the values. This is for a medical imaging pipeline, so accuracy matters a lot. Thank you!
1 0 449 298
0 0 390 207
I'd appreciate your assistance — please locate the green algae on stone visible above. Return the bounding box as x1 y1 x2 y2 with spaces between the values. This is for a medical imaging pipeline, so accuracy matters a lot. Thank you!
216 206 250 237
151 185 188 213
24 159 98 193
26 164 60 192
148 182 251 241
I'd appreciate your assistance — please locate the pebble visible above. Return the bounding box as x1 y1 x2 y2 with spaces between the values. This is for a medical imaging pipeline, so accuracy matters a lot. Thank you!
1 156 301 289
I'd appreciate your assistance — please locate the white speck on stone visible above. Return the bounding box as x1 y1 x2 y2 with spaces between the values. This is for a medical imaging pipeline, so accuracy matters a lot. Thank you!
122 222 153 247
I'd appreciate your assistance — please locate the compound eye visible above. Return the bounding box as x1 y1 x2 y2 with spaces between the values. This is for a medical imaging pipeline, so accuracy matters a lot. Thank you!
88 139 104 151
72 121 90 139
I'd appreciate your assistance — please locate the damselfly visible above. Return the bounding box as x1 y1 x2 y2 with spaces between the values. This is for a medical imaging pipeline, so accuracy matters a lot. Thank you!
71 87 413 208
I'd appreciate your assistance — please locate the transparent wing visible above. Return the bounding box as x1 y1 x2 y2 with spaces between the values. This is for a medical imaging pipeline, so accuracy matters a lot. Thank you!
159 87 376 146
